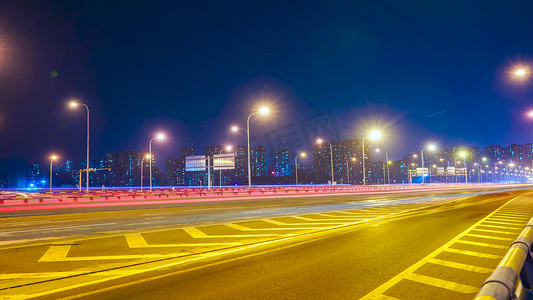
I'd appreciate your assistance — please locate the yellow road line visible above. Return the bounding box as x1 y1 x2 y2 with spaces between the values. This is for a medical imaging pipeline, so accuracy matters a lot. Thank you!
0 270 141 279
428 258 493 273
443 248 502 259
38 245 71 262
293 216 360 222
405 273 479 293
464 233 514 241
182 227 280 238
225 223 323 231
477 224 521 230
482 220 523 225
125 233 241 248
488 216 530 221
471 228 517 235
454 240 508 249
360 195 519 299
261 219 336 226
38 245 179 262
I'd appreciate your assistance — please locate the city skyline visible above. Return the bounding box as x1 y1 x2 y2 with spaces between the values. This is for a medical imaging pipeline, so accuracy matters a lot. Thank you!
11 139 533 189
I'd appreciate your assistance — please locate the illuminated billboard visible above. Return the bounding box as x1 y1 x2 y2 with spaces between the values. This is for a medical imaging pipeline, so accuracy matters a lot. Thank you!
213 153 235 170
185 155 206 171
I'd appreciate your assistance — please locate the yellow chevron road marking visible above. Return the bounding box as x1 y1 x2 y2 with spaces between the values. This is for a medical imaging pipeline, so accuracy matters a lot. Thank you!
428 258 493 273
443 248 502 259
125 233 242 248
405 273 479 293
182 227 283 238
454 239 508 249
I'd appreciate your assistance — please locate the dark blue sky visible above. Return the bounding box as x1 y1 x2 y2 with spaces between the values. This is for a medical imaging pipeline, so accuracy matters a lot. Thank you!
1 0 533 167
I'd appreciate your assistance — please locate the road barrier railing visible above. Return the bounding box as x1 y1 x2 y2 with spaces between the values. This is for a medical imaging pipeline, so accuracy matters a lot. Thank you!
475 216 533 300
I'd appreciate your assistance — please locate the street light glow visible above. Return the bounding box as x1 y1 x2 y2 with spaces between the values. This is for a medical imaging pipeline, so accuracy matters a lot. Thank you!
368 129 382 140
427 144 437 151
459 151 467 158
316 138 323 144
225 145 233 151
50 154 58 160
156 132 166 141
300 152 306 157
375 148 380 153
231 125 239 132
145 154 151 159
259 106 270 115
68 100 79 108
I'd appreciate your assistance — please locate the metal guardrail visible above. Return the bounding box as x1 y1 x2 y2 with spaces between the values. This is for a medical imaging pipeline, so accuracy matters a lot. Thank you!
475 216 533 300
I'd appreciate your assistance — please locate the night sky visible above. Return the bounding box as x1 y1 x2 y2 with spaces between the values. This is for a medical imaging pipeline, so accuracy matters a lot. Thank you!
1 1 533 168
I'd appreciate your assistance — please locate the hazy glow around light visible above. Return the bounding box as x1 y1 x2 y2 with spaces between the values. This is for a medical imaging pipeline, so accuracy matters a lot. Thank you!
50 155 58 160
300 152 306 157
68 101 79 108
459 151 467 158
231 125 239 132
316 138 323 144
145 154 151 159
426 144 437 151
225 145 233 151
375 148 380 153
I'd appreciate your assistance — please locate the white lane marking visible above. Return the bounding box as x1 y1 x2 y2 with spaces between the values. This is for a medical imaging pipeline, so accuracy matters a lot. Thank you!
0 223 117 234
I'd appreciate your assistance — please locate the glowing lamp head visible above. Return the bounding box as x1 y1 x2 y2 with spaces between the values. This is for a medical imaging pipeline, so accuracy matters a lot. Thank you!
375 148 380 153
439 158 444 162
259 106 270 115
527 111 533 118
368 129 382 140
145 154 151 159
231 125 239 132
352 157 356 161
50 155 58 161
316 138 323 145
427 144 437 151
155 132 166 141
515 68 527 78
225 145 233 151
300 152 307 157
68 101 79 108
509 163 515 167
413 154 418 158
482 157 487 161
459 151 467 158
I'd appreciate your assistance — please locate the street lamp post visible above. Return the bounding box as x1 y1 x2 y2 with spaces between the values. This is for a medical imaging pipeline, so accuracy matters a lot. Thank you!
459 151 468 184
49 155 58 192
140 154 150 191
149 133 166 192
316 139 334 184
346 157 356 184
232 106 270 187
69 101 90 192
295 152 306 185
421 144 437 184
219 146 233 188
362 129 383 185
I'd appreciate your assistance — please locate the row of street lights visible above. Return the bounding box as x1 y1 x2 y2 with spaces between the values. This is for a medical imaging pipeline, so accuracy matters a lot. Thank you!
56 101 167 192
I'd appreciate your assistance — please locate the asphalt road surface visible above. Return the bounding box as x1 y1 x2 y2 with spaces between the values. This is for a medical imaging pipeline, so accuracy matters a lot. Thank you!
0 185 531 299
